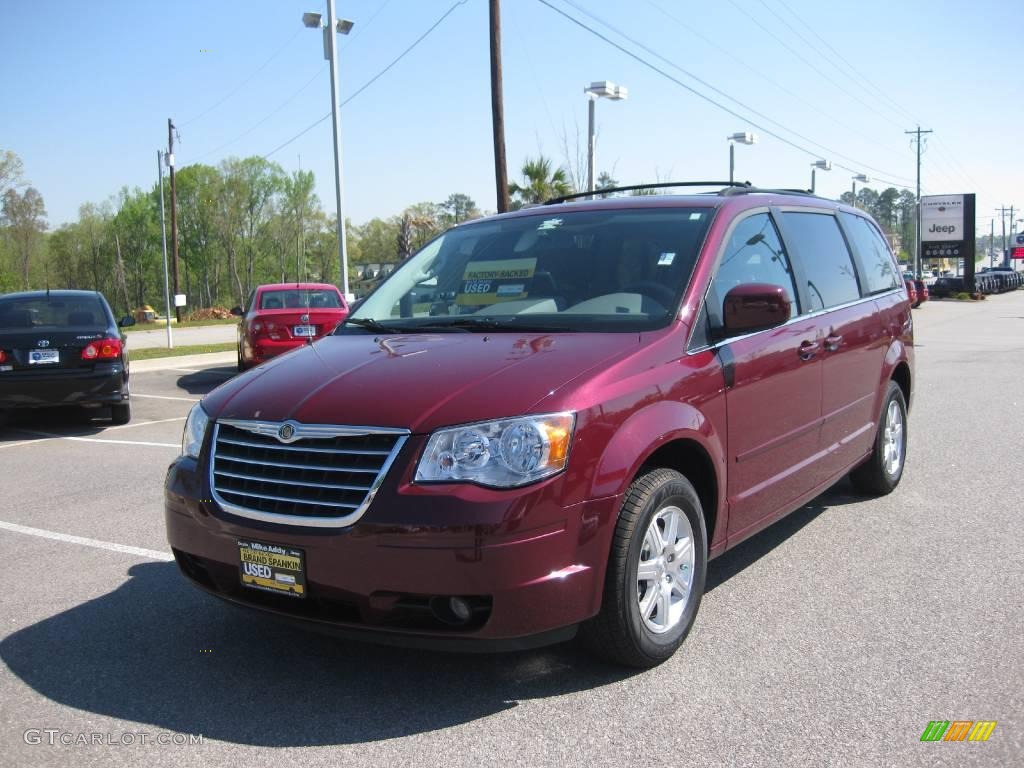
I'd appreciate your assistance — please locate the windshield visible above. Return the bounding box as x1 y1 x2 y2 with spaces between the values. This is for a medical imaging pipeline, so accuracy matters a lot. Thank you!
344 207 713 333
259 289 343 310
0 295 108 329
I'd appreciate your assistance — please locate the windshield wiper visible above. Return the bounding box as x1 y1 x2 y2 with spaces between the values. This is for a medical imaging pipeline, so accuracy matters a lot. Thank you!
342 317 403 334
412 317 570 333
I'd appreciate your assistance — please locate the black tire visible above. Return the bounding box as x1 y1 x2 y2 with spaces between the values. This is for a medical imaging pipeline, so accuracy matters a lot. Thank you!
580 468 707 668
850 381 907 496
110 401 131 425
237 345 247 372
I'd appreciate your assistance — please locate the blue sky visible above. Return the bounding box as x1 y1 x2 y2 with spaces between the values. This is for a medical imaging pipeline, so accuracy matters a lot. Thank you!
2 0 1021 236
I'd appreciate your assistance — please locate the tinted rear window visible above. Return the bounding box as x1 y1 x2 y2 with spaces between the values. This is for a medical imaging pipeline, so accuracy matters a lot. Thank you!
782 212 861 310
0 296 108 329
260 289 342 310
839 213 899 295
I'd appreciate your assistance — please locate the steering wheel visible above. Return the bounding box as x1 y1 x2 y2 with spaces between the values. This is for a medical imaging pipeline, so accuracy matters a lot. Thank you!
622 281 677 310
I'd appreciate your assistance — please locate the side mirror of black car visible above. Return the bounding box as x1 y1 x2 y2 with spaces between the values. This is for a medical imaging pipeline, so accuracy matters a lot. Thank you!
721 283 791 337
118 315 136 328
230 306 244 316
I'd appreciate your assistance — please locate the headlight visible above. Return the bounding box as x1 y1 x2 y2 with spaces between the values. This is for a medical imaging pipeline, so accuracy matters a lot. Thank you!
181 403 210 459
415 412 575 488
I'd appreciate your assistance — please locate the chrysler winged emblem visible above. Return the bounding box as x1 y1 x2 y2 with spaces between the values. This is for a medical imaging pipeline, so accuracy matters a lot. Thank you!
277 422 297 442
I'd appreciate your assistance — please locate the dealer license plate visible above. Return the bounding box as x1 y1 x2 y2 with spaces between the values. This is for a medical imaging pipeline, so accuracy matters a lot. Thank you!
238 540 306 598
29 349 60 365
292 325 316 337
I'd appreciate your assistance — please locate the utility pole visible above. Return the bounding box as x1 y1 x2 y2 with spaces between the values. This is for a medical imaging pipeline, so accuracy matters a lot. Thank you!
489 0 509 212
905 126 933 278
157 151 173 349
990 219 995 267
1008 206 1015 268
167 118 182 322
324 0 351 299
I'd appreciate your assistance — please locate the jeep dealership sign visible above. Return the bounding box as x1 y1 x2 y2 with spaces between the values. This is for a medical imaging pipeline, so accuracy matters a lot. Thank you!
920 193 976 290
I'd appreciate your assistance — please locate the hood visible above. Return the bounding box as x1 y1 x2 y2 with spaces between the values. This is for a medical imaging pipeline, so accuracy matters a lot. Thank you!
202 332 640 433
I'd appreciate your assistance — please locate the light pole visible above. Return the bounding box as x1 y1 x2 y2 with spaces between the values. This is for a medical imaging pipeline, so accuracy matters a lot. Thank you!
851 174 869 209
810 159 830 193
156 151 173 349
727 132 757 185
303 4 354 300
584 81 627 194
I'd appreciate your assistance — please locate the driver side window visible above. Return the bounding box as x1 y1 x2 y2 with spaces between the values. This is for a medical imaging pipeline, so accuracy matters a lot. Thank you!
706 213 798 329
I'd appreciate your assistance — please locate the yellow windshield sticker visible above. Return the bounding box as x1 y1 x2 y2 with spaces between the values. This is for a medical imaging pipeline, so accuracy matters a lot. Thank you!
456 258 537 305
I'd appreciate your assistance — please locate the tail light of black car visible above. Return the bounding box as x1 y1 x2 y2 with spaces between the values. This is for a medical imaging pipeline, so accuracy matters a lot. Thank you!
81 338 123 360
0 349 7 363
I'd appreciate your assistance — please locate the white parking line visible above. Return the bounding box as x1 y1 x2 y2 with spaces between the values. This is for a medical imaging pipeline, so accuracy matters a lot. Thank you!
131 393 200 402
106 416 186 430
0 520 174 561
1 427 178 449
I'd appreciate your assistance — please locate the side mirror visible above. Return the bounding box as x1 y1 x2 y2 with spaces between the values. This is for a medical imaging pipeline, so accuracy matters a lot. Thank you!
721 283 791 336
230 306 244 317
118 315 136 328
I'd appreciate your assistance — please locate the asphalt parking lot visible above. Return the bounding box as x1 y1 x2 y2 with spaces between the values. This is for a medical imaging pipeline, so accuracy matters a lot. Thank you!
1 295 1021 767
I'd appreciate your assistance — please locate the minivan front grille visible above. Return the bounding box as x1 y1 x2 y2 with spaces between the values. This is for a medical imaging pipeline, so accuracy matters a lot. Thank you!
210 419 409 527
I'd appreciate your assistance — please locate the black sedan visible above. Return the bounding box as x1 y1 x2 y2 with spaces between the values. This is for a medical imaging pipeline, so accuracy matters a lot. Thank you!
0 290 135 423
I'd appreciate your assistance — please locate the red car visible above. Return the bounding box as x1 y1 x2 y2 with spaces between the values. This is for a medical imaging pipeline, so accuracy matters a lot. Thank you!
904 279 918 307
913 278 929 307
232 283 349 371
169 184 913 667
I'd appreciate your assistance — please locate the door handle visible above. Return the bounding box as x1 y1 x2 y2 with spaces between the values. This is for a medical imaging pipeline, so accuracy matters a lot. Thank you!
798 340 820 360
825 334 843 352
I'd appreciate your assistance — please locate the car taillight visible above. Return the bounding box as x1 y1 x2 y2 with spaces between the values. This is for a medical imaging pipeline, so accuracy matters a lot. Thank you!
0 349 6 363
82 338 122 360
251 321 277 337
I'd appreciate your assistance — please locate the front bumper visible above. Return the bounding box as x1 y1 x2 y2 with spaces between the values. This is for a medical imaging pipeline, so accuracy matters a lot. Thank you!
0 363 127 408
165 454 619 650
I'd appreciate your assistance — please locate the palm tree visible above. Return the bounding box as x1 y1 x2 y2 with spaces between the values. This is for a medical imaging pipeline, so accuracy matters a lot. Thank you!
508 156 573 208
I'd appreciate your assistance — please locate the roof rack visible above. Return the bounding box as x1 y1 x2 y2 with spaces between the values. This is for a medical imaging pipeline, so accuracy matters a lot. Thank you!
544 182 828 205
543 181 749 205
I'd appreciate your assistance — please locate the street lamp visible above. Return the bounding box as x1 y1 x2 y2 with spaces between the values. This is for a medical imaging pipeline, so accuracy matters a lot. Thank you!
727 132 757 185
304 2 354 300
810 159 831 193
584 81 628 194
851 174 870 209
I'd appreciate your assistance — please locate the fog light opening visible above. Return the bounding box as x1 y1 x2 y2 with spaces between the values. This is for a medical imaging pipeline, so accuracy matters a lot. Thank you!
429 595 473 626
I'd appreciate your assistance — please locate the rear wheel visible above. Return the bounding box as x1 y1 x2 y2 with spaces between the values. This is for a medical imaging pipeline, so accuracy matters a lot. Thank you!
850 381 906 495
110 401 131 425
237 344 247 372
581 468 707 668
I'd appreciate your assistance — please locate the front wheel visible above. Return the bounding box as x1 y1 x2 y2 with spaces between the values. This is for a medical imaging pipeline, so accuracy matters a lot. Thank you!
850 381 907 495
581 468 707 668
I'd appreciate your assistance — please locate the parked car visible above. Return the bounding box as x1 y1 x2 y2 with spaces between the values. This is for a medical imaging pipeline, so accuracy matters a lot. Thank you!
0 290 134 423
929 277 964 298
233 283 349 371
167 185 913 667
912 278 928 307
904 279 918 306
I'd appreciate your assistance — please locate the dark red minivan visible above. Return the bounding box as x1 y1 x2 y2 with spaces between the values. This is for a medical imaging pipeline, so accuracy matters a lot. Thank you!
166 185 913 667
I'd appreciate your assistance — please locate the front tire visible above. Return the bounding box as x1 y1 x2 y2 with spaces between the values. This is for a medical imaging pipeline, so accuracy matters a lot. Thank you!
581 468 707 668
850 381 907 495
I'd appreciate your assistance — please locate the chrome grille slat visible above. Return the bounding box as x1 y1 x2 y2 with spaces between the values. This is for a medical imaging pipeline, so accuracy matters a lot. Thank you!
213 468 369 492
214 454 380 473
217 488 360 509
217 435 391 456
210 420 409 528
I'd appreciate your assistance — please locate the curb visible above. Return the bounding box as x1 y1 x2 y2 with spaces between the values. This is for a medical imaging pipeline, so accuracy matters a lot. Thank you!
130 351 236 373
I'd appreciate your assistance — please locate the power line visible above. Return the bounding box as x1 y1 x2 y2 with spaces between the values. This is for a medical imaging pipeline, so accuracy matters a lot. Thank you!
193 66 326 162
262 0 468 160
538 0 914 189
642 0 910 163
179 28 305 128
562 0 915 186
